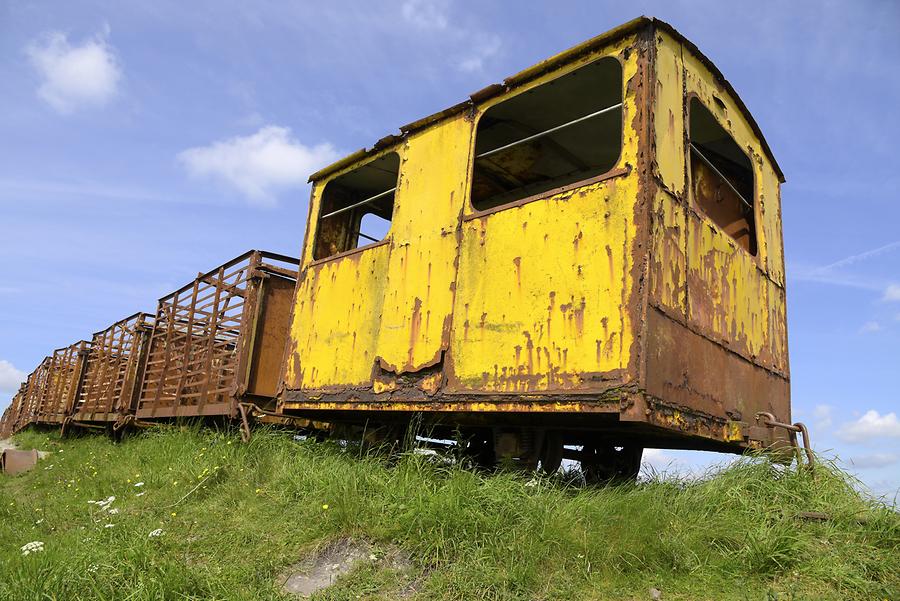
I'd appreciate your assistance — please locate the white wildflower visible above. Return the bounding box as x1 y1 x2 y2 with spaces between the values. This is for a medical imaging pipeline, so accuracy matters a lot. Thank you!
87 564 99 573
148 528 163 538
21 541 44 556
35 519 44 525
104 524 115 528
90 496 116 510
135 492 146 497
134 482 144 488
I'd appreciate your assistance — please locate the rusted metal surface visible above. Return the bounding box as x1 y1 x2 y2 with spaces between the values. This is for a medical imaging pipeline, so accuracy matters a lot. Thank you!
755 412 814 468
135 250 299 420
0 386 24 437
18 358 52 430
2 385 27 436
280 18 792 455
3 19 795 461
70 312 153 425
36 341 89 425
1 449 39 475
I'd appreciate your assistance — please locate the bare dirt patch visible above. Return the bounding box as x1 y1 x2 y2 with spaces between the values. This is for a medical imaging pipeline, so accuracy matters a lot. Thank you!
277 537 417 598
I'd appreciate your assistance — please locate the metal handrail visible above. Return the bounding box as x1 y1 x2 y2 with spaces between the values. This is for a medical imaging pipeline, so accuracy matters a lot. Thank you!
321 187 397 220
476 102 623 160
689 143 753 210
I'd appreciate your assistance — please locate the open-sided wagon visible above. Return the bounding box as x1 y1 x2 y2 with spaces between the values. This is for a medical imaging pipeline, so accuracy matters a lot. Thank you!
133 250 301 434
61 313 154 434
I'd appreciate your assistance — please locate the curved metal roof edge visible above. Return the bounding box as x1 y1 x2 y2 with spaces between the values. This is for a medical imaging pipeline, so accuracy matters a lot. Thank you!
308 16 784 184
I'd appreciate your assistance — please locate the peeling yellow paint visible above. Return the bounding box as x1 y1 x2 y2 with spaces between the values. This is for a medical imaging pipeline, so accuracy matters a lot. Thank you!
282 22 789 449
652 30 789 376
725 421 744 442
448 41 640 394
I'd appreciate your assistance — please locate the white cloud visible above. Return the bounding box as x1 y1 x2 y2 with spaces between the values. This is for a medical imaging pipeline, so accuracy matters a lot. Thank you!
0 360 27 395
25 27 121 114
401 0 449 30
859 321 881 333
883 284 900 302
457 34 502 74
849 453 898 469
398 0 502 74
639 449 740 480
838 410 900 442
813 404 833 430
177 126 340 206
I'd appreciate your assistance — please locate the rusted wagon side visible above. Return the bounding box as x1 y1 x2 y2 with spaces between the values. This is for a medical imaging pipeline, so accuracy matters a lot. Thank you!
4 385 27 436
16 359 52 430
0 406 9 438
134 250 299 421
35 341 89 425
0 387 23 437
66 313 153 429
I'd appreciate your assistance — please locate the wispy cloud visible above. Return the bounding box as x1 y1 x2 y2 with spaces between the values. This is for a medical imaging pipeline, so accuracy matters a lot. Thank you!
177 126 340 206
25 25 121 114
813 404 833 430
0 177 180 204
457 34 503 74
883 284 900 302
399 0 502 74
838 410 900 443
849 453 898 470
0 360 27 395
401 0 449 30
859 321 881 334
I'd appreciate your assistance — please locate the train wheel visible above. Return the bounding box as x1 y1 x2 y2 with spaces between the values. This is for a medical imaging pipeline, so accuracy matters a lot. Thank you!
539 430 564 474
581 443 643 484
461 430 497 470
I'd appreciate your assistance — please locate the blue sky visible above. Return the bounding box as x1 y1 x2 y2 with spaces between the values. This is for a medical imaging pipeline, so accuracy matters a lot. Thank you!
1 1 898 497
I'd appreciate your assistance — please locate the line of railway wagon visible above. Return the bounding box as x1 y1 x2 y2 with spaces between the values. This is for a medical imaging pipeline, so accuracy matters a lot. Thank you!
0 250 303 441
3 18 813 478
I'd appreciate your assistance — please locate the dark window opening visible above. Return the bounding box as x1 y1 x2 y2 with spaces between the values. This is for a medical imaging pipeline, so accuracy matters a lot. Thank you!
313 153 399 260
689 98 757 255
471 57 622 212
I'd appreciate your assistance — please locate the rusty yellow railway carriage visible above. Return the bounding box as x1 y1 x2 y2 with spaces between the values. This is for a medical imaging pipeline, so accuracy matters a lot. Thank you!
278 17 791 476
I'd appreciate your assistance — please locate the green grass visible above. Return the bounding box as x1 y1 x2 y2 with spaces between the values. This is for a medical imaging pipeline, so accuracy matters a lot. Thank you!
1 427 897 601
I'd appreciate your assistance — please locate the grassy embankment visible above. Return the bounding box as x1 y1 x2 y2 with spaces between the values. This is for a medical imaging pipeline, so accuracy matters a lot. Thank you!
1 426 897 600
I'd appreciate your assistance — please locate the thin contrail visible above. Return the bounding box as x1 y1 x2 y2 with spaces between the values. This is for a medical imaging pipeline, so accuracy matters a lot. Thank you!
809 240 900 275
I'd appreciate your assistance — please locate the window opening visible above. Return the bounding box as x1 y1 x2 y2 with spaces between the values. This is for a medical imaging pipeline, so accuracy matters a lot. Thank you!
689 98 756 255
313 152 399 260
471 57 622 212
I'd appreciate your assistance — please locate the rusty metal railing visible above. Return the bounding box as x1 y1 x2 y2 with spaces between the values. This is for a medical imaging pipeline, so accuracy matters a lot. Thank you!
72 312 154 423
38 342 89 425
755 411 815 470
135 250 299 420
